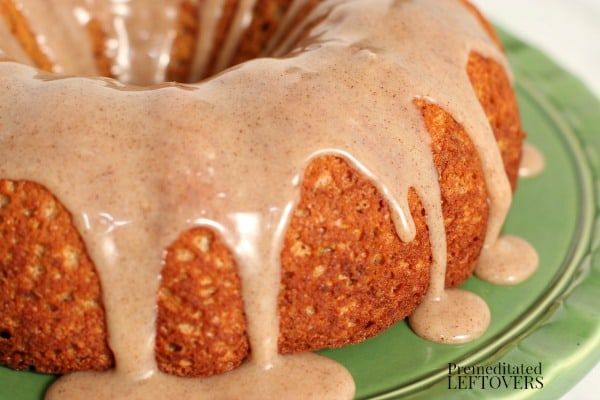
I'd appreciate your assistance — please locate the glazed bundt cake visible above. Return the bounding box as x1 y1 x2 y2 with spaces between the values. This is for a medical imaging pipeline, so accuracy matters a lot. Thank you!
0 0 535 398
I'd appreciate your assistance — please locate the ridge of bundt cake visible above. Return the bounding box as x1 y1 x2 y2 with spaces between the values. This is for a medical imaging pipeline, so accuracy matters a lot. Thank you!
0 0 527 397
0 0 113 77
200 0 241 79
166 1 201 83
0 0 52 71
231 0 294 65
0 181 114 373
156 227 249 376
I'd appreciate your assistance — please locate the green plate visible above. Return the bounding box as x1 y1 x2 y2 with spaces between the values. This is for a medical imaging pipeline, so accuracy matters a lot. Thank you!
1 30 599 400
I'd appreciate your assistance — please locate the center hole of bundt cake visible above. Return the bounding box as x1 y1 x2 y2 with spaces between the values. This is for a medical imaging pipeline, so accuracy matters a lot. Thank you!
0 0 304 85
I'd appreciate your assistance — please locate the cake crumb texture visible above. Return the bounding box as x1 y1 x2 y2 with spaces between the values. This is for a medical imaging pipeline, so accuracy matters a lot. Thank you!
156 227 250 377
0 180 113 373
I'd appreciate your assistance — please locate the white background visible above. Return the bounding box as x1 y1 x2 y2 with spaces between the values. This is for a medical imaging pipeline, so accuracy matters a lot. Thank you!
472 1 600 399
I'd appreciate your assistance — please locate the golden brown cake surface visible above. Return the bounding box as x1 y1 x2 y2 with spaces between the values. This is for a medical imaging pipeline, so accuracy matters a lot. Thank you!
156 227 249 377
0 180 113 373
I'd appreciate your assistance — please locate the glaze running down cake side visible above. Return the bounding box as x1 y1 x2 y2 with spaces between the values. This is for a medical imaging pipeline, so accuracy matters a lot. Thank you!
0 0 539 399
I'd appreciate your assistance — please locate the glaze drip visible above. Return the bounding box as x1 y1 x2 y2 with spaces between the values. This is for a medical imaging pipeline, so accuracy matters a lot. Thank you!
476 235 539 285
0 0 538 399
519 143 545 178
475 144 543 285
409 289 490 344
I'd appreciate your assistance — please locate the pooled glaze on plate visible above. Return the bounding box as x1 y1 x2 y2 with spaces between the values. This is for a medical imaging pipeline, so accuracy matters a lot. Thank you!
519 143 546 178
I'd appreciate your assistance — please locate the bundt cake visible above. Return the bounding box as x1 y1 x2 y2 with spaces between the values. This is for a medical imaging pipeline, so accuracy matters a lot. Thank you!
0 0 539 398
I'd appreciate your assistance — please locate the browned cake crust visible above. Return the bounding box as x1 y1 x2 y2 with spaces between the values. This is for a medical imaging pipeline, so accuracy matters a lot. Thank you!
279 160 432 353
231 0 293 65
273 0 321 52
468 52 525 188
462 0 525 188
166 0 200 83
417 99 489 287
0 0 525 377
156 227 249 377
461 0 502 49
0 180 113 373
204 0 240 77
87 19 113 79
